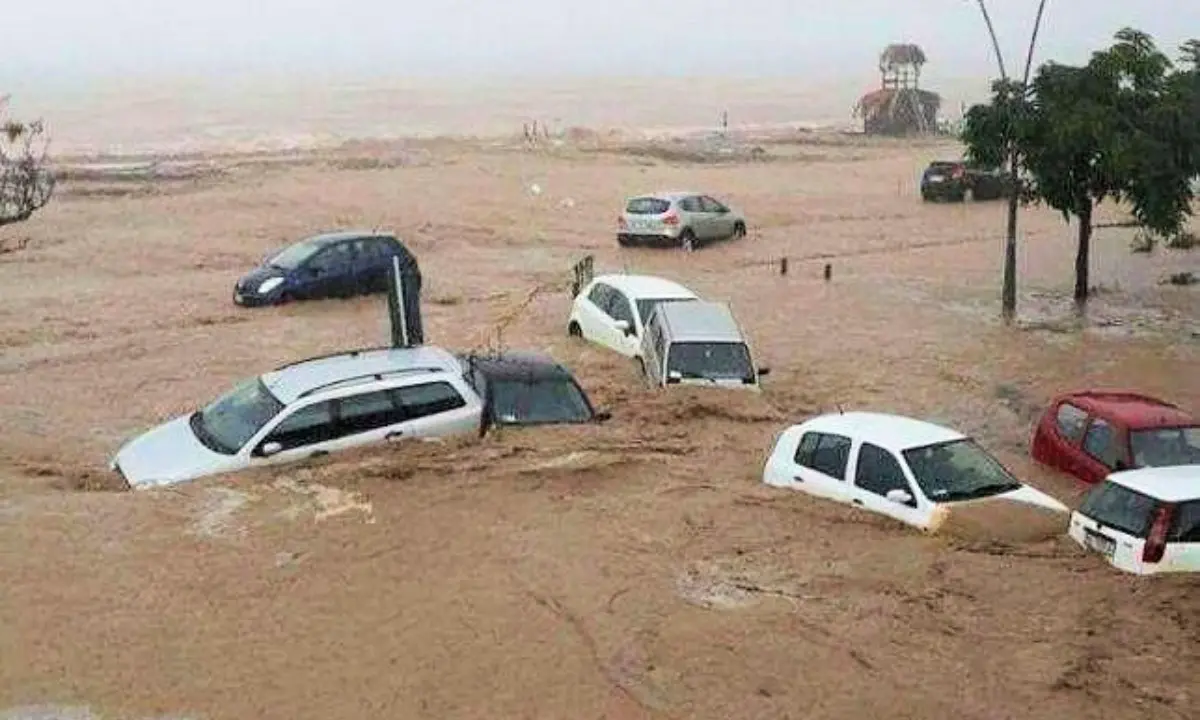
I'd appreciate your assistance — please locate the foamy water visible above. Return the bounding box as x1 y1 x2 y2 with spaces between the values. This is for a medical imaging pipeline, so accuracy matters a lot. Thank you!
11 73 994 156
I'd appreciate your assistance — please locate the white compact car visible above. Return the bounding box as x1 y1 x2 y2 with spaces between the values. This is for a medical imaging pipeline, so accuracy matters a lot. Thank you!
762 411 1068 531
110 346 607 489
567 273 699 358
1068 465 1199 575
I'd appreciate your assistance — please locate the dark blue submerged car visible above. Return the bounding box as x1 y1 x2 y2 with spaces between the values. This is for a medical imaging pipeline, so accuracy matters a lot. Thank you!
233 231 419 307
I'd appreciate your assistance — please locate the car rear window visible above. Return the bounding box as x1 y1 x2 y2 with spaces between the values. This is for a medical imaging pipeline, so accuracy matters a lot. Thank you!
625 197 671 215
1078 481 1158 538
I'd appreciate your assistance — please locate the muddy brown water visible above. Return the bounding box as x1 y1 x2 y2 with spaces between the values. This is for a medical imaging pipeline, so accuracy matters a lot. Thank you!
0 137 1197 719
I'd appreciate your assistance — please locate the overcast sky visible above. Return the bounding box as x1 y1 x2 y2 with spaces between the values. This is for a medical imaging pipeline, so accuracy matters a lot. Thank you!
5 1 1200 83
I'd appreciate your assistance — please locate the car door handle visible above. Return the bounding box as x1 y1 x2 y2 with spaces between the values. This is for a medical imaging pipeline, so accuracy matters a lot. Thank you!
852 499 863 506
385 431 404 440
792 476 804 483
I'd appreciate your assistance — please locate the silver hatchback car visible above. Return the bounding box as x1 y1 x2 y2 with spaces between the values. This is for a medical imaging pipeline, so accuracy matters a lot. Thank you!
617 191 747 251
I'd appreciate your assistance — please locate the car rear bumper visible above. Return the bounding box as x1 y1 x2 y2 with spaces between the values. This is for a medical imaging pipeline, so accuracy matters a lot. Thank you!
618 233 685 246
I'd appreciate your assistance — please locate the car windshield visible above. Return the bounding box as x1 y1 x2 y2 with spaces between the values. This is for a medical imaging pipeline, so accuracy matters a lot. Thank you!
666 342 754 382
636 297 694 324
488 378 594 425
190 378 285 454
1130 426 1200 467
267 241 321 270
901 439 1023 503
625 197 670 214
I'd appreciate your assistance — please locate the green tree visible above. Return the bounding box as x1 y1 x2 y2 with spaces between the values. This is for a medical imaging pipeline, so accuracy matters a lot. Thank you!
0 95 55 228
961 29 1200 305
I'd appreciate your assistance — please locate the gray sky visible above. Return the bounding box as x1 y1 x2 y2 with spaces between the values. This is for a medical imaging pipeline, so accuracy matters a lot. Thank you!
5 1 1200 83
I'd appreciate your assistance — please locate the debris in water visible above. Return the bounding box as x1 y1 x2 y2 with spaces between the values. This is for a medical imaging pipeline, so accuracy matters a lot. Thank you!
188 487 255 539
273 478 374 524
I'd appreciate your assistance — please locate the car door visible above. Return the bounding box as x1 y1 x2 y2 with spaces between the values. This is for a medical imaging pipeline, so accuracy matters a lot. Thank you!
1033 401 1091 478
348 238 382 295
1079 417 1127 484
247 398 341 466
580 283 627 353
678 196 711 239
700 196 735 238
605 288 641 356
850 442 930 529
298 246 348 299
391 380 477 438
787 431 854 503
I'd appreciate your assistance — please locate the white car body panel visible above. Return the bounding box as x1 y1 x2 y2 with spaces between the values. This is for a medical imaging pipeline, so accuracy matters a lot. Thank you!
568 274 699 358
762 412 1069 532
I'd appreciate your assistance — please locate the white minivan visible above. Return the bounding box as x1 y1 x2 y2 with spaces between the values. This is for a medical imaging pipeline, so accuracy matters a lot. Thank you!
1067 465 1200 575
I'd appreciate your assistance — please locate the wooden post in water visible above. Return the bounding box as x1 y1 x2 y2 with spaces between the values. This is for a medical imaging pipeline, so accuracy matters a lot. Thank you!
779 257 788 275
824 263 832 281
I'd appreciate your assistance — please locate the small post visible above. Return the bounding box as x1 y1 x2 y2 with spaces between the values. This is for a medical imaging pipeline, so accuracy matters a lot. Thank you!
779 257 788 275
823 263 832 281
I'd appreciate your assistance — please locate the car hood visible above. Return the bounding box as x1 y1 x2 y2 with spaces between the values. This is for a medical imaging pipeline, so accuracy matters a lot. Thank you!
237 266 285 291
111 415 232 489
994 484 1069 514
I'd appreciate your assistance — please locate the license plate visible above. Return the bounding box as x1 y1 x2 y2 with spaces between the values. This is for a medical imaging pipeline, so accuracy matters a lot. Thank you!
927 174 944 182
1083 529 1116 557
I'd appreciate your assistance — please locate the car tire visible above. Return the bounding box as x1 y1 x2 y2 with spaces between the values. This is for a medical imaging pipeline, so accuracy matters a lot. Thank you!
680 229 697 252
276 292 294 305
617 234 633 247
568 321 582 338
732 222 746 240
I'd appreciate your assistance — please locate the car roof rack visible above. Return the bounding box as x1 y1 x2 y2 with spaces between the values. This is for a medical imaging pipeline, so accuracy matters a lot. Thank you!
273 345 395 372
296 366 451 399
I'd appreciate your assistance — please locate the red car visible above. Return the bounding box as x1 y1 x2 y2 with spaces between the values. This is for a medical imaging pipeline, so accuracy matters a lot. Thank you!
1031 390 1200 484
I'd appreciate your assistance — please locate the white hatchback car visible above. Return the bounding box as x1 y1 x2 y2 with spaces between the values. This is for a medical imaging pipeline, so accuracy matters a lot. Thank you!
762 412 1068 531
567 273 699 358
1068 465 1199 575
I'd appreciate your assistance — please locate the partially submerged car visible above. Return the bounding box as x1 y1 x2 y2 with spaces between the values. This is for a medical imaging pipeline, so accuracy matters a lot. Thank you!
638 300 770 391
1031 390 1199 484
1068 465 1199 575
762 411 1068 531
234 230 419 307
617 191 747 251
568 271 700 358
919 160 1008 202
110 346 607 489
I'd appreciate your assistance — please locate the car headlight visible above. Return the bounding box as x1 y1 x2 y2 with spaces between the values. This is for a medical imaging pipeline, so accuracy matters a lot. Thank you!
257 277 284 294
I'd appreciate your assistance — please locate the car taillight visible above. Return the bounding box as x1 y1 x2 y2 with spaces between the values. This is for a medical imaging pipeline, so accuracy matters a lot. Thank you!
662 213 679 225
1142 502 1175 563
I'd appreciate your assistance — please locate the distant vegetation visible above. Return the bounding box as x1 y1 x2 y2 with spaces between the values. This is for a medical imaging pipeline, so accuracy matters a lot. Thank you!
961 29 1200 304
0 95 55 228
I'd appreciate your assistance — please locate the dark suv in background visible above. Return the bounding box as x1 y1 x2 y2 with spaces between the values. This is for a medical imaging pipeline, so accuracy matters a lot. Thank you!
233 231 415 307
920 160 1009 202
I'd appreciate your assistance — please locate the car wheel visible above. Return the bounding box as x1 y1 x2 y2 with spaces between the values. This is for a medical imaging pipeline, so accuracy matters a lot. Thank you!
568 321 582 338
276 292 294 305
732 222 746 240
617 234 633 247
680 229 696 252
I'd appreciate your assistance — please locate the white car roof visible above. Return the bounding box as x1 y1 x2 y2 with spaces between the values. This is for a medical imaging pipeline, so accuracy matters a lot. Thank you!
796 411 966 453
593 273 698 300
1105 465 1200 502
261 345 462 404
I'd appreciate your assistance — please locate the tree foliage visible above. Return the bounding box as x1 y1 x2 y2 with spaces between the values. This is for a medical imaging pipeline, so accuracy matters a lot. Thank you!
0 95 55 228
961 28 1200 302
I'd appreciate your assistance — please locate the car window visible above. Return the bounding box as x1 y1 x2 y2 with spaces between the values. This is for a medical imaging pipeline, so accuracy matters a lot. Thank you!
794 432 820 464
678 196 703 212
268 241 320 270
1170 500 1200 542
1077 481 1157 538
666 341 754 381
337 389 406 436
587 283 612 311
1055 402 1089 443
700 196 727 213
488 378 593 425
194 378 285 454
1130 426 1200 467
902 439 1022 503
306 247 340 273
855 443 913 499
636 297 694 326
264 401 338 450
795 432 852 480
393 381 467 420
1082 418 1120 469
625 197 670 214
608 289 635 325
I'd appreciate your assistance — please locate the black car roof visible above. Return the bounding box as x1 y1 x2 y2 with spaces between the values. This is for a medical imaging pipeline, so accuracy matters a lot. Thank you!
460 351 575 381
303 230 397 246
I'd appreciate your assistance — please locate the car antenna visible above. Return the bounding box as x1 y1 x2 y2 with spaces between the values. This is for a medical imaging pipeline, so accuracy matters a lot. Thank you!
835 403 844 415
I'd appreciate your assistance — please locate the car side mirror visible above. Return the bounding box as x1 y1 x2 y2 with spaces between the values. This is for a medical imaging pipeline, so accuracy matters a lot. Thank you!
886 488 914 506
594 410 612 423
258 441 283 457
1113 459 1130 472
757 367 771 377
613 320 630 332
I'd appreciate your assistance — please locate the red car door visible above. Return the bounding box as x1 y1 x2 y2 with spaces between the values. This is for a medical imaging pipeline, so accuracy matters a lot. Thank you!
1033 401 1091 479
1076 416 1129 484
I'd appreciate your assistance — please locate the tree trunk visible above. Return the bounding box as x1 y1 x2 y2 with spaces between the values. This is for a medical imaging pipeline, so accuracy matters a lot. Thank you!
1074 201 1093 304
